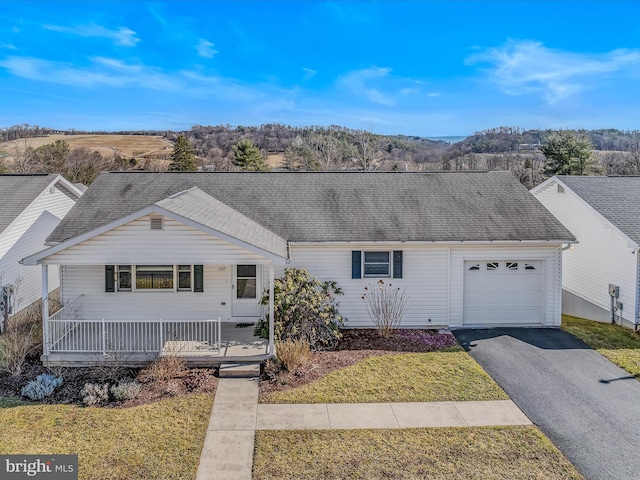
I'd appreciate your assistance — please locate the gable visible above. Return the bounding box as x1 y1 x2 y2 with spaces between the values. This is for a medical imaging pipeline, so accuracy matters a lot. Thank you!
41 214 278 265
558 176 640 245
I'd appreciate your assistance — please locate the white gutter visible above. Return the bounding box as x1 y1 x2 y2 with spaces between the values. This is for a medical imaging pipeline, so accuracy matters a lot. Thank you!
289 239 577 247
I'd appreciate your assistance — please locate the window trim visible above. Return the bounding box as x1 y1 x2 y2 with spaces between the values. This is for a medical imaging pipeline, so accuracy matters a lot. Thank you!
177 264 192 291
363 251 391 278
117 265 132 291
112 265 199 292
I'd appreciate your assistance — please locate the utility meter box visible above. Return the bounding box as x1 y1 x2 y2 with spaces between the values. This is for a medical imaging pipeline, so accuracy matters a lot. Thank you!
609 284 620 298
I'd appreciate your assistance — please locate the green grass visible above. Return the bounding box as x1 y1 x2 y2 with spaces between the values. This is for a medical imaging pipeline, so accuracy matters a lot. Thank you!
253 427 583 479
261 351 508 403
0 396 30 407
0 393 213 480
562 315 640 377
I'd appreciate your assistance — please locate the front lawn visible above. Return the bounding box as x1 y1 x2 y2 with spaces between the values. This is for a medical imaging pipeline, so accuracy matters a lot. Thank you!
562 315 640 377
0 393 213 480
253 426 583 479
261 350 508 404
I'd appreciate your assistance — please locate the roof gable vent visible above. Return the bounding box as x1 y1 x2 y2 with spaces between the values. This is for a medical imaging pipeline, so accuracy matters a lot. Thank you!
150 216 164 230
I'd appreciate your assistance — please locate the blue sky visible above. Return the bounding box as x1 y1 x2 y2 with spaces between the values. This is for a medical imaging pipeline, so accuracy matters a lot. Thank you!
0 1 639 136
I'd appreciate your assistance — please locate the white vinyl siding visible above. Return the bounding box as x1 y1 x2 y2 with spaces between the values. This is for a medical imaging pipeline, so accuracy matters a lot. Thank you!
535 181 637 324
43 216 272 265
287 245 449 328
61 264 234 321
0 183 77 313
288 244 562 329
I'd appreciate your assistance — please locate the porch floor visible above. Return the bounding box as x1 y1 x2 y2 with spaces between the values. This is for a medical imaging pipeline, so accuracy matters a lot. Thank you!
42 322 269 367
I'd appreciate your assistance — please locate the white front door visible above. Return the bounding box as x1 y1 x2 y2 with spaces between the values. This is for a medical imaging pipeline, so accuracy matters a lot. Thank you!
232 264 262 318
463 260 544 325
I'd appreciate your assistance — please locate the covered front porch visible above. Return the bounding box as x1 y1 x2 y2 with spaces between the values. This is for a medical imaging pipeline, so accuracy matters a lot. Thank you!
43 310 269 367
22 186 291 366
38 260 278 367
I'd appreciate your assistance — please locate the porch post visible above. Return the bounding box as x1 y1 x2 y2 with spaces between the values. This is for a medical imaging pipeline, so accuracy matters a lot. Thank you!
268 264 275 356
41 264 49 356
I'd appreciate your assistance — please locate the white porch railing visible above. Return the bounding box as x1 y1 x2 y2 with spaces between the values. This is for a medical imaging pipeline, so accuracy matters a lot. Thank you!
46 296 222 356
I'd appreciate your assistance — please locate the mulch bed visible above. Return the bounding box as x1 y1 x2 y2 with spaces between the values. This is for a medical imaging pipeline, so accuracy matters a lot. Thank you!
0 358 217 408
260 329 458 396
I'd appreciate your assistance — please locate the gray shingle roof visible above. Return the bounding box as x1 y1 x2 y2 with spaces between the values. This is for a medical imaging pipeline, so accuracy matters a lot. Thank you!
156 187 288 258
558 176 640 244
0 174 60 236
47 171 575 245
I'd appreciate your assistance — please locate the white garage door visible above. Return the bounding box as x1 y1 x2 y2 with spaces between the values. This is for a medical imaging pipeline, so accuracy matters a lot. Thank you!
463 260 543 325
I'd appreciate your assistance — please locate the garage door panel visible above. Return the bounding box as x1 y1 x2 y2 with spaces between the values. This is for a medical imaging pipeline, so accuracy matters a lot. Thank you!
463 260 544 325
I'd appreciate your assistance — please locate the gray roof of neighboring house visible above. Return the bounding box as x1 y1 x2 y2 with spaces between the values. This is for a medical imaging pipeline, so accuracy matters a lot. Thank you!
47 171 575 245
0 174 61 236
558 176 640 245
155 187 288 258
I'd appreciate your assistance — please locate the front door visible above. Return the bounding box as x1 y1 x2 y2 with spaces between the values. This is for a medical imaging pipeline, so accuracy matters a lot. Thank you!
232 264 262 318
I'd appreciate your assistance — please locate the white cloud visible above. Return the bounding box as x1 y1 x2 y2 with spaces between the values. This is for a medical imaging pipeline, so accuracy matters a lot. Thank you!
467 40 640 104
0 56 175 89
0 42 17 50
91 57 142 72
196 39 217 58
339 66 396 105
302 67 317 80
338 67 429 106
44 23 140 46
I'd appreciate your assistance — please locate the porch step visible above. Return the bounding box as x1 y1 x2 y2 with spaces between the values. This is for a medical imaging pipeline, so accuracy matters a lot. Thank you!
219 362 261 378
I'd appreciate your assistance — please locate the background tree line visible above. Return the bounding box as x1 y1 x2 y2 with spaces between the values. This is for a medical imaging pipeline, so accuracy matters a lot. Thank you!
2 123 640 187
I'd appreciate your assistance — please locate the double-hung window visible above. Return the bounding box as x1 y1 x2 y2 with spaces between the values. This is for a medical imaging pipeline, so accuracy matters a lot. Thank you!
363 251 391 277
118 265 132 291
352 250 403 279
178 265 192 291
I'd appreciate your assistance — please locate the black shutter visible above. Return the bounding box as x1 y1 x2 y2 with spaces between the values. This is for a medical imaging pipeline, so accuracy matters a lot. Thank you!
352 251 362 279
194 265 204 292
105 265 115 292
393 251 403 279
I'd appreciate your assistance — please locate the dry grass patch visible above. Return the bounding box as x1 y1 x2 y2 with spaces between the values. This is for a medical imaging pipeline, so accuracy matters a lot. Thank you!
562 315 640 377
261 351 507 404
253 426 583 479
0 393 213 479
1 134 172 159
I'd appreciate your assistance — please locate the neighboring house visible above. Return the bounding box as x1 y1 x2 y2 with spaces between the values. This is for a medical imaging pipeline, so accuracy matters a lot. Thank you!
533 176 640 329
0 174 83 327
23 171 574 366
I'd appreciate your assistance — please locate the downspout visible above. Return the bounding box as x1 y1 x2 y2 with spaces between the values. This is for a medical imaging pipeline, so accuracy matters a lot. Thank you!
636 251 640 331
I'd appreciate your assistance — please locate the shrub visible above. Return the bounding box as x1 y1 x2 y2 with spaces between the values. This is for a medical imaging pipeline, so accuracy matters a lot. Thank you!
164 379 184 397
0 303 43 375
81 382 109 407
276 339 313 373
21 374 63 401
262 358 281 380
110 378 142 401
138 354 186 383
362 280 409 338
183 370 215 392
255 268 345 350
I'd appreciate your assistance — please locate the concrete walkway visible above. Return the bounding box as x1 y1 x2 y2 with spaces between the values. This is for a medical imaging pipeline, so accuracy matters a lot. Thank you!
196 376 531 480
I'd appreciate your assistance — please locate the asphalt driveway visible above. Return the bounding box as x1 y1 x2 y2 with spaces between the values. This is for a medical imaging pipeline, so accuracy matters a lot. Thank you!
454 328 640 480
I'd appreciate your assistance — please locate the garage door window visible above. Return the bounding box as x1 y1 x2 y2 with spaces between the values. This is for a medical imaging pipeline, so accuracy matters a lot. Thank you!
467 261 539 273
